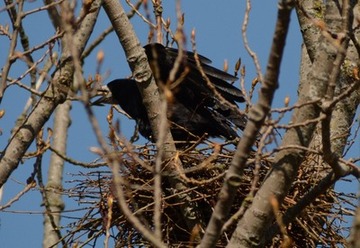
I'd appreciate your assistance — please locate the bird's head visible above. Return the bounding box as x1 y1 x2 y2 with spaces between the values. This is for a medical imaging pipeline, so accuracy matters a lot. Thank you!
91 84 117 106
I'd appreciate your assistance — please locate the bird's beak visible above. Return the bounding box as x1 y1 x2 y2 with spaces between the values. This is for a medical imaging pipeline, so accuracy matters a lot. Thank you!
91 85 114 106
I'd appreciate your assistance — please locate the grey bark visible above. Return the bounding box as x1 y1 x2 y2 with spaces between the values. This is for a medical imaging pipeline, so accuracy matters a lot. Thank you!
102 0 202 239
0 0 102 191
42 101 71 248
227 0 358 247
200 1 295 247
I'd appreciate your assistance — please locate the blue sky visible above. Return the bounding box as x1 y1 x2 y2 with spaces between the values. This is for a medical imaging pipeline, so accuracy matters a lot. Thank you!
0 1 358 247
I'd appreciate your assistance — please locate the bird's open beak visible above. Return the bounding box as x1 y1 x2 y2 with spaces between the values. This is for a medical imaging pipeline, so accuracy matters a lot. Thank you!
91 85 114 106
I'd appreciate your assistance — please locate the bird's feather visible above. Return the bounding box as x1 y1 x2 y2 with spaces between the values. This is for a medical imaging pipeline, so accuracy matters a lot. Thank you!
94 43 248 145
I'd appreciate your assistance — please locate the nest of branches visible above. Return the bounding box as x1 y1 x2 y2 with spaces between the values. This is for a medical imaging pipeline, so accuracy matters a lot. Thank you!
61 142 356 247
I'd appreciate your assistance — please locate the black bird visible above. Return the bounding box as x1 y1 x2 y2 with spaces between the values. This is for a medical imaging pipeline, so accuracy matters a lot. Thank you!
94 43 247 144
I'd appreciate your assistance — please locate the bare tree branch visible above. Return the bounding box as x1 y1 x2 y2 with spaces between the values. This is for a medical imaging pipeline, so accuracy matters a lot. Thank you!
200 1 295 247
0 0 102 187
102 0 203 240
227 0 356 246
42 100 71 248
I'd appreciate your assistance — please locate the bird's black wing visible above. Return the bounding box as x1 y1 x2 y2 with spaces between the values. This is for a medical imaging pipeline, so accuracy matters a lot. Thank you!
145 43 247 131
144 43 244 103
104 79 238 143
165 46 213 65
165 46 238 83
96 43 248 144
168 100 239 141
